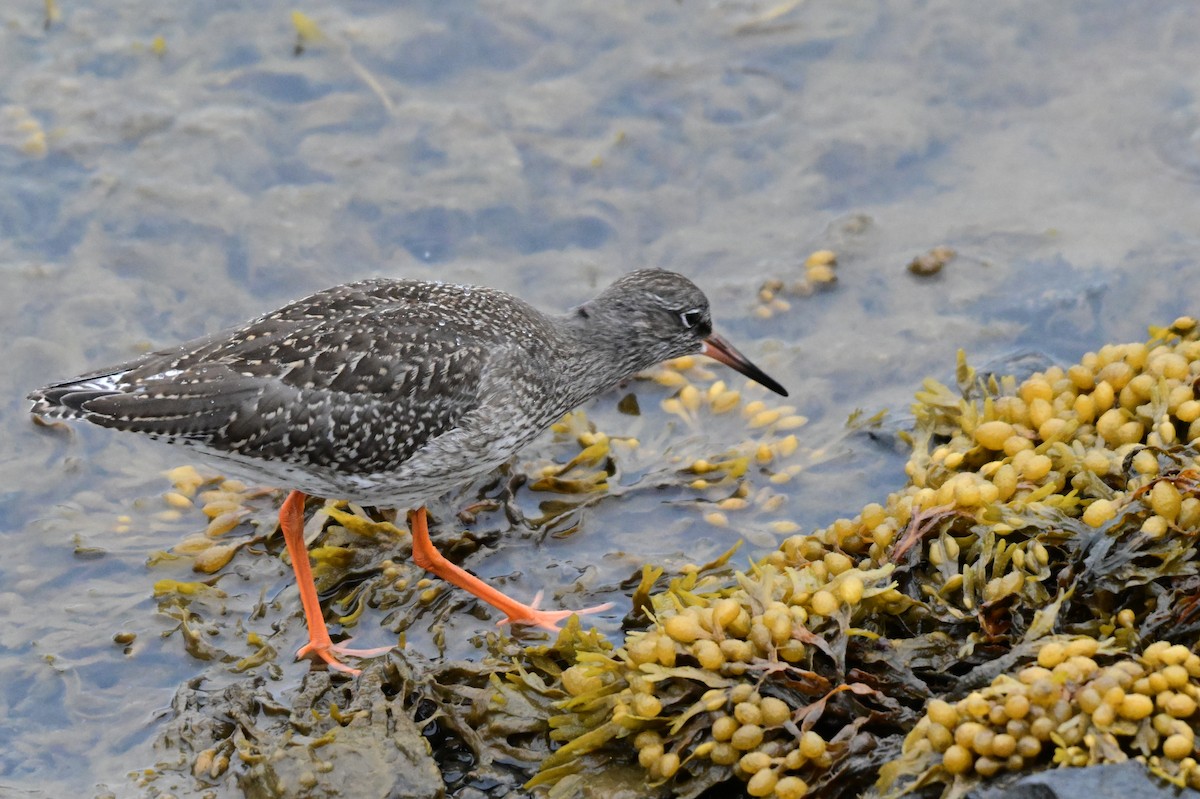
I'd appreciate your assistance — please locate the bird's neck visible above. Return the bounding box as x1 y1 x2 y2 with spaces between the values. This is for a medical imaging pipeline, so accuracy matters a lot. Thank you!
552 310 651 403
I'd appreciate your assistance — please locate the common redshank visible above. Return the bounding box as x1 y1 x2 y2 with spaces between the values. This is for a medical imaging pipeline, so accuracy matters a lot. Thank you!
29 269 788 674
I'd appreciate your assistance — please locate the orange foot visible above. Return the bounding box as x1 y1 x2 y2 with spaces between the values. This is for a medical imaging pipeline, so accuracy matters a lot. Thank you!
497 589 614 631
278 490 394 675
407 507 614 632
297 637 395 676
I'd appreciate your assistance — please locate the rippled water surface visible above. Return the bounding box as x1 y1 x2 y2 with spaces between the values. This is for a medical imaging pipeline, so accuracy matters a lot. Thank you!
3 1 1200 796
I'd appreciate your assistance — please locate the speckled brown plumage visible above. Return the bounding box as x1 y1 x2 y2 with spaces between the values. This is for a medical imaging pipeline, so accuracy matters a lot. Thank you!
29 270 787 507
30 269 788 672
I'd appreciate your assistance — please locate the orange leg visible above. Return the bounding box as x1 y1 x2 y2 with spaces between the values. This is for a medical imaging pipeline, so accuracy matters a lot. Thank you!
408 506 612 630
279 490 392 674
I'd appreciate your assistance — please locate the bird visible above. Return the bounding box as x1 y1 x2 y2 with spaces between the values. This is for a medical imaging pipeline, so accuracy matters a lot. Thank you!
29 269 789 674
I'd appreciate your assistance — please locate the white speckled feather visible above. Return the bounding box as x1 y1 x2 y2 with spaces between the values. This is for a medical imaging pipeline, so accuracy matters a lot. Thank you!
29 270 775 507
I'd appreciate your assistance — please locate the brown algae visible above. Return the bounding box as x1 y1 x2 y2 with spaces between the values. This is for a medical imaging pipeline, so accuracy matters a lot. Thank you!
508 318 1200 799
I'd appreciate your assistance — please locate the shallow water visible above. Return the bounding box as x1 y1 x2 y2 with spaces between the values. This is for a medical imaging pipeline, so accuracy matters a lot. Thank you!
3 1 1200 796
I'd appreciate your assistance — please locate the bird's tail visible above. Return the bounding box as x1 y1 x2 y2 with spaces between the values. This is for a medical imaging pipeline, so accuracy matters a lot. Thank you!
28 371 129 420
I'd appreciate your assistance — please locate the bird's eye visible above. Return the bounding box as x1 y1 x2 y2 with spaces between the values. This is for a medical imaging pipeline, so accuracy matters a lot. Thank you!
678 309 705 329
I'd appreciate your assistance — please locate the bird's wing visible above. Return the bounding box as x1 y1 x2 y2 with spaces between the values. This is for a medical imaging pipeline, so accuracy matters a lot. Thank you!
28 280 534 474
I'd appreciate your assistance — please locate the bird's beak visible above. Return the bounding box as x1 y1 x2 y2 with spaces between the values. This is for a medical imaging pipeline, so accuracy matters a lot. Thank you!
701 334 789 397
